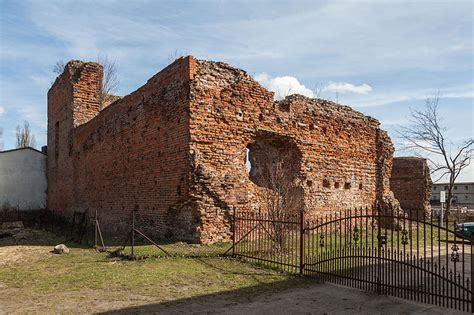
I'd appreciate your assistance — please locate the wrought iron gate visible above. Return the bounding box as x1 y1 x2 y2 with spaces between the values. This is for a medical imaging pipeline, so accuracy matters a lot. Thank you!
233 207 474 312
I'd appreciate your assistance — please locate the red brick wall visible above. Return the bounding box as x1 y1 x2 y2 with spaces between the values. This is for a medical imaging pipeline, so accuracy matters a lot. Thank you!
188 59 398 243
48 56 399 243
390 157 432 218
48 57 196 239
48 61 102 214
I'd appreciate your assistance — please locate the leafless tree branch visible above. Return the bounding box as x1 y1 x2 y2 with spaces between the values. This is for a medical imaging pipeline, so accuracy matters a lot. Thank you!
15 121 36 148
97 55 119 109
396 94 473 219
53 56 120 109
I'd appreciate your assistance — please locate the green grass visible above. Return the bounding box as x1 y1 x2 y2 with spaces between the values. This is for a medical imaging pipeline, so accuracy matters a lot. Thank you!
232 222 468 273
116 240 233 258
0 240 311 313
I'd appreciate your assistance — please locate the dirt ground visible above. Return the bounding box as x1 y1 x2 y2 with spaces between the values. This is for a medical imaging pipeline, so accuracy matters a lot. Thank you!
1 281 464 314
107 283 466 314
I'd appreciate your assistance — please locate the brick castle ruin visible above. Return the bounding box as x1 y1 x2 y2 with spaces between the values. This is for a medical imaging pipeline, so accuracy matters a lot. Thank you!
48 56 415 244
390 157 432 218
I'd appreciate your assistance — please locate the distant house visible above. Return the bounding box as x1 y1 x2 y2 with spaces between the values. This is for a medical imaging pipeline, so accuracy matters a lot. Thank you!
0 147 47 210
431 182 474 205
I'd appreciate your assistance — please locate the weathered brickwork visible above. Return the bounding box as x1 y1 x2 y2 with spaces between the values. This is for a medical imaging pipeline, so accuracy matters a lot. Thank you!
390 157 432 218
48 58 193 238
48 56 399 244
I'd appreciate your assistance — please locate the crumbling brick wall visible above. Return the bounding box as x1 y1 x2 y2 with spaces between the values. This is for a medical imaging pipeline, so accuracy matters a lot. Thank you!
48 58 194 239
390 157 432 218
188 59 399 242
48 56 399 244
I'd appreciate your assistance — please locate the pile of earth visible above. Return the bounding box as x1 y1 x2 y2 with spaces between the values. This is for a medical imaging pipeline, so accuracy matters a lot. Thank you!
0 221 58 246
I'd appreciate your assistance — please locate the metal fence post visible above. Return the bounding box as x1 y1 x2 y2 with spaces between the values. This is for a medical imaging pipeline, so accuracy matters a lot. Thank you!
94 209 98 248
232 209 236 257
471 237 473 312
131 210 135 259
300 210 305 275
376 204 382 294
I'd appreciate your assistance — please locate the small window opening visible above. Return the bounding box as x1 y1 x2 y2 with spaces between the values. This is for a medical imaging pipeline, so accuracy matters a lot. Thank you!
236 110 243 121
334 182 340 189
245 147 251 173
359 183 363 190
344 182 351 189
323 179 330 188
307 180 313 187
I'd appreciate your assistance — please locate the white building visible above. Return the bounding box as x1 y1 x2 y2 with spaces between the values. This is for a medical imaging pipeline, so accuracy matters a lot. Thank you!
431 182 474 205
0 147 47 210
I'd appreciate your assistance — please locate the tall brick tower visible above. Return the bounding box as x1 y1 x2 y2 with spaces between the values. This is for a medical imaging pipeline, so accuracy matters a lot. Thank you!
47 61 102 214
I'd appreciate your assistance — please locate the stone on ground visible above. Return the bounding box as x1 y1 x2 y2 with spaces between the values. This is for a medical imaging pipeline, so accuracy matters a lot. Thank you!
53 244 69 254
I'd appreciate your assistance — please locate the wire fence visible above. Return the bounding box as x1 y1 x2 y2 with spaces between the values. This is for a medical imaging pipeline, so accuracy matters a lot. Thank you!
1 208 232 258
98 210 233 259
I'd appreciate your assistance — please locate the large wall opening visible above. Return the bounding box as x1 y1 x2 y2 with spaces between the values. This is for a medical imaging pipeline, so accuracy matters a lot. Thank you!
246 135 304 215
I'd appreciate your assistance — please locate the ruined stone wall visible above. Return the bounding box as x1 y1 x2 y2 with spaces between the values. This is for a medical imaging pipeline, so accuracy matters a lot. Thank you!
188 59 398 243
48 57 195 239
390 157 432 218
48 56 399 244
48 61 102 214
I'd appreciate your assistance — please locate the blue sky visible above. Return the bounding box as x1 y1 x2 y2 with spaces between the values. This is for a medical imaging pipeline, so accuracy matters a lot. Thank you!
0 0 473 181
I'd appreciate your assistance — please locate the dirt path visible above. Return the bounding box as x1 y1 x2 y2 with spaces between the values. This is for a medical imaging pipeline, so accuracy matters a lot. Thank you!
101 282 465 314
1 283 463 314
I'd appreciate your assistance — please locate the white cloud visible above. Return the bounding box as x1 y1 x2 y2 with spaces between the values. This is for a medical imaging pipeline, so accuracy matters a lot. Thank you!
351 84 474 108
323 82 372 95
254 73 314 100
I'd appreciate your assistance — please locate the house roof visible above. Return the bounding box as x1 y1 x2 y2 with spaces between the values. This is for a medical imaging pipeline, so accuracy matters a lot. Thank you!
0 146 46 156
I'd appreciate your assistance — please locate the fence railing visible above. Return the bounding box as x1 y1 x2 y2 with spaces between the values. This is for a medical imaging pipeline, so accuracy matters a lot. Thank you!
233 212 302 273
5 206 473 311
232 207 474 312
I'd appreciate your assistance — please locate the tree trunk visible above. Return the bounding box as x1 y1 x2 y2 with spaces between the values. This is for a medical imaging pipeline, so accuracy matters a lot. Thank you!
445 177 455 222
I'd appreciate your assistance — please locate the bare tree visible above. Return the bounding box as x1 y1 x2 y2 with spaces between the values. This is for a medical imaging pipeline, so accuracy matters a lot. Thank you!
248 143 303 249
97 55 119 108
53 61 66 75
167 49 188 65
16 121 36 148
398 95 473 219
53 56 119 109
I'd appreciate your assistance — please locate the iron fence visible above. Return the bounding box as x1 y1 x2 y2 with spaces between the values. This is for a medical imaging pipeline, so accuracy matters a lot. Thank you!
232 206 474 312
6 205 473 311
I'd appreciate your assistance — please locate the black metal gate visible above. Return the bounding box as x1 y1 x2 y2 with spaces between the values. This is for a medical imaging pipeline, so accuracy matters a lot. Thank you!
233 207 474 312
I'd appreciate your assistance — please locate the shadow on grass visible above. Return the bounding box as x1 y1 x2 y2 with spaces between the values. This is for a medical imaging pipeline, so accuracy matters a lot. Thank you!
99 275 314 314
